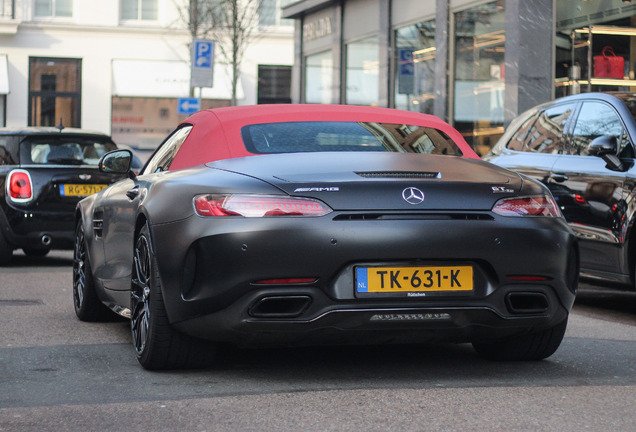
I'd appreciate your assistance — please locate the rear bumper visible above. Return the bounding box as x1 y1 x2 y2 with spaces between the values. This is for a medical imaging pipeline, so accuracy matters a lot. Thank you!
174 283 572 346
152 212 578 346
1 205 75 250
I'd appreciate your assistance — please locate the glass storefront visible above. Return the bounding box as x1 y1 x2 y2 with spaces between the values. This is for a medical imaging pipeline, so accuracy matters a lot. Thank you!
394 20 436 114
453 1 505 155
555 1 636 98
305 50 333 104
345 36 379 105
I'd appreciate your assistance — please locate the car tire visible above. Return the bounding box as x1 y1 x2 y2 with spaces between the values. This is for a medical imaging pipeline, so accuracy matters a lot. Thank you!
131 224 214 370
472 319 568 361
0 229 13 266
73 221 114 321
23 247 50 258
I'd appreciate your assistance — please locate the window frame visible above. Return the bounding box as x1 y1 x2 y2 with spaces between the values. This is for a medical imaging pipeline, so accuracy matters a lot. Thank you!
28 57 82 128
569 100 629 157
120 0 158 23
142 125 193 174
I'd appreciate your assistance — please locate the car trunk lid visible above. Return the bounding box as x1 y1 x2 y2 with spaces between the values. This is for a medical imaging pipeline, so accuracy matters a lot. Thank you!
208 152 521 211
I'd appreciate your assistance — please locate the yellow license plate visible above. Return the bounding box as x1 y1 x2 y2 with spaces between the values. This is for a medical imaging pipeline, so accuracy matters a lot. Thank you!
60 184 108 197
356 265 473 293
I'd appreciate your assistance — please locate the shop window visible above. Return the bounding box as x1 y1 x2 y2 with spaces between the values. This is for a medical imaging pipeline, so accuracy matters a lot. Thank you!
28 57 81 128
258 65 291 104
346 36 379 106
121 0 158 21
394 20 436 114
111 97 230 155
453 1 505 155
34 0 72 17
305 50 333 104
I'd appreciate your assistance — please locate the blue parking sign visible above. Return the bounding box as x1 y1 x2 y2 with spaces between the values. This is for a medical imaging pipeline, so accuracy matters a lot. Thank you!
191 39 215 88
194 40 213 68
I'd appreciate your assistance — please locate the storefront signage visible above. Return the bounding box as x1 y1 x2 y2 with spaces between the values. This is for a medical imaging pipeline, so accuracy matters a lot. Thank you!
303 17 332 42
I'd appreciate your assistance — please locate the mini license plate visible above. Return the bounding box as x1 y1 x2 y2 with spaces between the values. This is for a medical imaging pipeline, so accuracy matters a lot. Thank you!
59 184 108 197
356 265 473 294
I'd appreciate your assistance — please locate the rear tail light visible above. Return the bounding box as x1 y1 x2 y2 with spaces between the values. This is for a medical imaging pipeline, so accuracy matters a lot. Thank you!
7 170 33 202
194 194 332 217
492 195 560 217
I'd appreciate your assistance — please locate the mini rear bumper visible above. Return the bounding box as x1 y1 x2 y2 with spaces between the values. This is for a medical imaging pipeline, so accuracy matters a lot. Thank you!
1 204 75 249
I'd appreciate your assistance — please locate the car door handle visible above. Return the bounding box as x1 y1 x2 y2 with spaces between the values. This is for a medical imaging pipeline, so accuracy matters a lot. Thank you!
126 186 140 200
552 173 569 182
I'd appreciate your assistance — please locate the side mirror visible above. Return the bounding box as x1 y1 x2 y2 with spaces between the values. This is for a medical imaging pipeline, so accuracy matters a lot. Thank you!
587 135 624 171
99 149 135 178
588 135 618 157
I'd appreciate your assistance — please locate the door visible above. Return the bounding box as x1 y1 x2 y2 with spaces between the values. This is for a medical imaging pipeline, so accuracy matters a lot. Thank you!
550 100 628 275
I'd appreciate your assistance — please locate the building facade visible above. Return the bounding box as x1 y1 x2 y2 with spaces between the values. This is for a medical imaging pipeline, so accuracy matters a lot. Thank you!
0 0 294 150
283 0 636 154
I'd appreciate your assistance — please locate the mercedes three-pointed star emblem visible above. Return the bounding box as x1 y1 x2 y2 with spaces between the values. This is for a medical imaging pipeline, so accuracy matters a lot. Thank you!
402 187 425 205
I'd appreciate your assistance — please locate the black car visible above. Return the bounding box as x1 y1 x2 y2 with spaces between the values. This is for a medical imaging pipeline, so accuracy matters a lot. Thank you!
73 104 578 370
0 127 130 265
486 92 636 289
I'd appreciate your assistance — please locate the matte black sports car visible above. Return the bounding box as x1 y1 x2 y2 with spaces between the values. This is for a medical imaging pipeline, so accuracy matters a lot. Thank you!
73 104 579 370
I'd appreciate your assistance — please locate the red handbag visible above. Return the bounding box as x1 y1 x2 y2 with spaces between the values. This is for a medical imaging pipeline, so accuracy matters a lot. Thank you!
593 46 624 79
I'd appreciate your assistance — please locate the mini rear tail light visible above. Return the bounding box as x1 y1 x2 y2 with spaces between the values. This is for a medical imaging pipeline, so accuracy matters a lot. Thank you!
8 170 33 202
492 195 560 217
194 194 332 217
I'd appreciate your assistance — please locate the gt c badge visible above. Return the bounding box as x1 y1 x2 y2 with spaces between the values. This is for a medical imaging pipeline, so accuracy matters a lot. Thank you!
492 186 514 193
402 187 425 205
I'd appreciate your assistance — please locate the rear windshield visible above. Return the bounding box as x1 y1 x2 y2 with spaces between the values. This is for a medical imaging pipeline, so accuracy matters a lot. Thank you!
241 121 462 156
20 136 117 166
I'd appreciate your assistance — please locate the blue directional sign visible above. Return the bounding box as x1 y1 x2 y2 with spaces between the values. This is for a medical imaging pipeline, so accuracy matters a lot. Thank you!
191 39 215 88
177 97 200 115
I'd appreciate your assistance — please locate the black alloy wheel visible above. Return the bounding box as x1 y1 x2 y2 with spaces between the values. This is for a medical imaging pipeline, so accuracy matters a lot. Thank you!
73 221 112 321
130 224 213 370
131 230 152 357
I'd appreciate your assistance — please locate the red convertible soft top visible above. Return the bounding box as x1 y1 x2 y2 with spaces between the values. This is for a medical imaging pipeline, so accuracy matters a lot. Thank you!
169 104 479 171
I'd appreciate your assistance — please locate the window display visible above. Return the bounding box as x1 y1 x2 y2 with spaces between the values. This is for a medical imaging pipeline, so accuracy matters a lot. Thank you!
394 20 436 114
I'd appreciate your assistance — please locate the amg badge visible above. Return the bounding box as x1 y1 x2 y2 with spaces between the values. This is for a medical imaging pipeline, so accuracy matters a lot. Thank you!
294 187 340 192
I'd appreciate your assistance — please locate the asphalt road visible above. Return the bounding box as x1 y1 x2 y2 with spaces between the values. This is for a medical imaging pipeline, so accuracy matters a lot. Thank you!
1 251 636 431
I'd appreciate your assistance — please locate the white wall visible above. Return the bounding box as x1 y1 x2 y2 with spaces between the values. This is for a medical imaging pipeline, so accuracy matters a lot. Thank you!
0 0 292 134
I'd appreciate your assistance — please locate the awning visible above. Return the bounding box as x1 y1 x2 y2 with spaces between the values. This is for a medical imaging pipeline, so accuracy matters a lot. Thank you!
111 59 244 100
0 55 9 95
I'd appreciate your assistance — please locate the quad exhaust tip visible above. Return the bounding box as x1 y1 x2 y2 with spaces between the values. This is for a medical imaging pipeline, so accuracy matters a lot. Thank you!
249 295 312 318
506 292 549 314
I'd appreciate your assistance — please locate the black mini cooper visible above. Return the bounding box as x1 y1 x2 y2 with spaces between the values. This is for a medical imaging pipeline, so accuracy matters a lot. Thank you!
0 127 129 265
